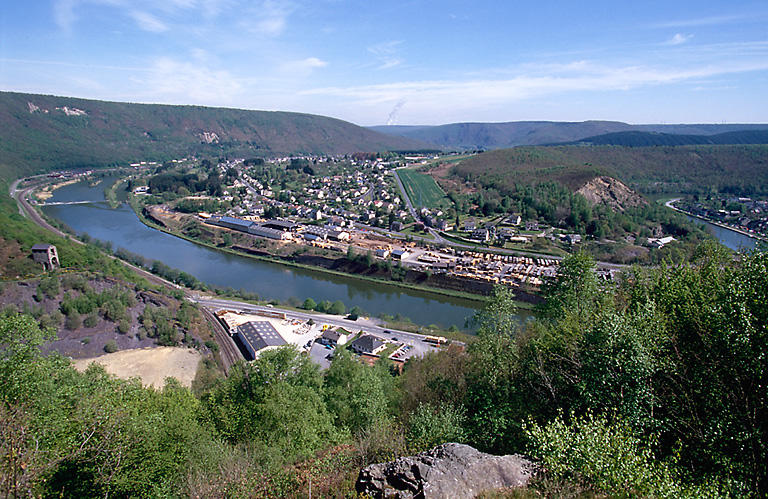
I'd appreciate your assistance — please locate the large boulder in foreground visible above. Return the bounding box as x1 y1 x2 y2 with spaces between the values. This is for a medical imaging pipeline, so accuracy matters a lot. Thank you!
355 443 535 498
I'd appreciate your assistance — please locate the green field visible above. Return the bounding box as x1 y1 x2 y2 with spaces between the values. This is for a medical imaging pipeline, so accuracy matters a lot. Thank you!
397 168 448 209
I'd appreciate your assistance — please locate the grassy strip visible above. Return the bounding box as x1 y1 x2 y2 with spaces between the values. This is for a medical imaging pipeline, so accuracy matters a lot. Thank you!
396 168 448 209
104 178 125 209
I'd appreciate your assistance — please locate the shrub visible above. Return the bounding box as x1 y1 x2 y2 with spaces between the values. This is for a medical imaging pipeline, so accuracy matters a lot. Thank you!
118 319 130 334
524 413 714 498
103 340 118 353
65 312 81 330
83 313 98 328
406 403 467 453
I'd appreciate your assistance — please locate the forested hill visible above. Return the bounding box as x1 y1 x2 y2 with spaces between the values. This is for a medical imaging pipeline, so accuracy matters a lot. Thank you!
370 121 768 151
0 91 428 179
561 129 768 147
452 144 768 195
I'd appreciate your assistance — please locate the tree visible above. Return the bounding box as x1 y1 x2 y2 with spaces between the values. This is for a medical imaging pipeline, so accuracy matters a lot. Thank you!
323 350 391 434
537 251 604 321
302 298 317 310
315 300 331 313
329 300 346 316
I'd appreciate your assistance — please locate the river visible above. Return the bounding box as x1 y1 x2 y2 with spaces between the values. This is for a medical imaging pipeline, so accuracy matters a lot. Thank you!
682 215 760 252
42 176 485 330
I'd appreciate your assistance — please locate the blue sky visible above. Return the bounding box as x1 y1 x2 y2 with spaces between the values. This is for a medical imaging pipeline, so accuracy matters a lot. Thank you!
1 0 767 125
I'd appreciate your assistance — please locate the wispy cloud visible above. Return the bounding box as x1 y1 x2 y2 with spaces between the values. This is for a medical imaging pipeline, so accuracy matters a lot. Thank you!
279 57 327 74
138 57 242 104
241 0 296 37
129 10 168 32
651 13 751 28
52 0 238 32
301 59 768 108
665 33 693 46
367 40 403 70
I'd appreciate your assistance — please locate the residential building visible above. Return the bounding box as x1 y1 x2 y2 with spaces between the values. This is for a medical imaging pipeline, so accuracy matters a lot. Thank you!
349 334 386 356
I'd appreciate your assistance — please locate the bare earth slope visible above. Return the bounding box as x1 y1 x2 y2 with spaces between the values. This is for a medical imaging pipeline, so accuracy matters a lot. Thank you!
74 347 202 388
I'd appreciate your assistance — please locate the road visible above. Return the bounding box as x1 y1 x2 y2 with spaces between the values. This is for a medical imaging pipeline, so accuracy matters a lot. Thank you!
10 176 246 365
390 168 632 269
11 175 445 366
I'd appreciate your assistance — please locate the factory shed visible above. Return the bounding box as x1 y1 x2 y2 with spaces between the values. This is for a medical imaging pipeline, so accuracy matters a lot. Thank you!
236 321 287 360
262 219 298 232
212 216 254 232
248 225 291 240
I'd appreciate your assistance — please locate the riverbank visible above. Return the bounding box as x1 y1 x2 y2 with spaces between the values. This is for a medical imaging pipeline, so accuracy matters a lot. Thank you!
665 199 767 244
132 197 521 306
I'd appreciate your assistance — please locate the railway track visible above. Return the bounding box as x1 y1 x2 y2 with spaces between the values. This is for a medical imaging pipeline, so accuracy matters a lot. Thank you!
201 307 243 373
12 177 244 371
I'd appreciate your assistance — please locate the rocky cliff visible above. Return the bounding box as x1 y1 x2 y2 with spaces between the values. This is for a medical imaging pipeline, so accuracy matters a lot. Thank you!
356 443 535 498
576 176 646 211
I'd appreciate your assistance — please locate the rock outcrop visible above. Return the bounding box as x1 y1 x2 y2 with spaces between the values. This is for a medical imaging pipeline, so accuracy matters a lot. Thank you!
576 176 646 212
356 443 535 499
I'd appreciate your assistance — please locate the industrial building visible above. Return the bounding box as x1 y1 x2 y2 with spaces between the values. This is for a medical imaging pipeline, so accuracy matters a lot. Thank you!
212 216 254 232
248 225 292 240
235 321 287 360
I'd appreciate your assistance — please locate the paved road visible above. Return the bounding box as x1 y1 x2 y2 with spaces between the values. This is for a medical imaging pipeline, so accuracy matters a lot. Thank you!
10 177 243 363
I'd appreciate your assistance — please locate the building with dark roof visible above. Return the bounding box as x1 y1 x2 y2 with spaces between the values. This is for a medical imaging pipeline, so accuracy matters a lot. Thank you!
261 219 298 232
348 334 386 356
248 225 292 240
236 321 286 360
211 216 254 232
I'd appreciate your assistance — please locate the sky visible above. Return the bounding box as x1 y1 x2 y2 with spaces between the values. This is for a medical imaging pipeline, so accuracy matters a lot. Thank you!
1 0 767 125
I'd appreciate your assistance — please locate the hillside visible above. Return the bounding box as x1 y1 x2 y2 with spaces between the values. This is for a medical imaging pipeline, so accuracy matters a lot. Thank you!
563 129 768 147
0 91 428 179
451 144 768 195
371 121 768 150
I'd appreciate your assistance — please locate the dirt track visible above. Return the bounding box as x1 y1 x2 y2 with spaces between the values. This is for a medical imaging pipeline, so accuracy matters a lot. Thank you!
73 347 202 388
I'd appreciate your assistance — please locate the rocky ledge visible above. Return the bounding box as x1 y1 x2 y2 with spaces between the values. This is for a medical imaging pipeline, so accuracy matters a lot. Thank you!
356 443 535 499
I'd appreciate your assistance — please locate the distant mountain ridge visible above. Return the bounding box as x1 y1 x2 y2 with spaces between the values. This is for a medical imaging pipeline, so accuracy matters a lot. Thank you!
0 91 429 179
558 129 768 147
370 121 768 150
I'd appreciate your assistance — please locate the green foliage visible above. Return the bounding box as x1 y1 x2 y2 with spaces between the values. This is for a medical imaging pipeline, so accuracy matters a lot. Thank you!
103 340 118 353
0 90 419 180
83 312 98 328
455 144 768 196
202 347 337 463
525 413 718 498
329 300 346 315
36 276 60 300
406 403 466 453
314 300 332 313
323 349 392 434
301 298 317 310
